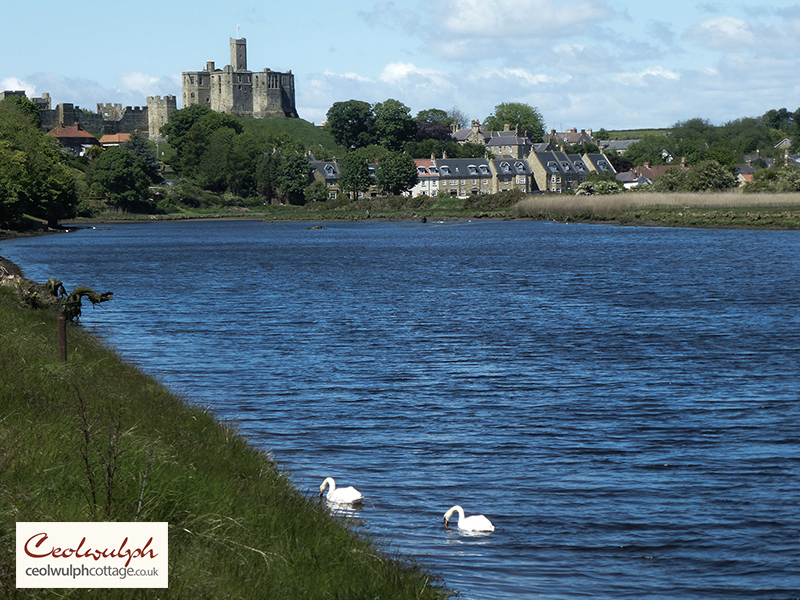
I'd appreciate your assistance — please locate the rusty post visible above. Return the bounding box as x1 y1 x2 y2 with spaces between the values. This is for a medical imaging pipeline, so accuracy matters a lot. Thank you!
57 314 67 362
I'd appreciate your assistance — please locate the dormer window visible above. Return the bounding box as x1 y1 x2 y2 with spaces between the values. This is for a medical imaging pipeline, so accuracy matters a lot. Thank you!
440 166 451 175
500 161 511 173
561 162 572 171
417 166 427 175
547 161 558 173
515 161 525 172
429 166 438 174
479 165 490 175
468 165 478 175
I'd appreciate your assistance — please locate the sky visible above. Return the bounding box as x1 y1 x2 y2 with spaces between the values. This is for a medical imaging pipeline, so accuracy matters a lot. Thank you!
3 1 800 131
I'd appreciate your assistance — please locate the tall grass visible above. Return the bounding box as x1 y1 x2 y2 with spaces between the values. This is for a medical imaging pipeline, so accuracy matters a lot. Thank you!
513 191 800 228
0 285 451 599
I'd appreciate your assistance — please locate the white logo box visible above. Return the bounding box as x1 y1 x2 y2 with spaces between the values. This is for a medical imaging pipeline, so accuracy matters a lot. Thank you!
16 522 168 588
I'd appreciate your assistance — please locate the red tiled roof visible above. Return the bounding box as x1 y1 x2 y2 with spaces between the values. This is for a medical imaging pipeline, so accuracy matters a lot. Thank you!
99 133 132 145
46 122 98 141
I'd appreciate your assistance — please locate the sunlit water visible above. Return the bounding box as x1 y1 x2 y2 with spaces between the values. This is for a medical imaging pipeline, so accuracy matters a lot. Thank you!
3 219 799 599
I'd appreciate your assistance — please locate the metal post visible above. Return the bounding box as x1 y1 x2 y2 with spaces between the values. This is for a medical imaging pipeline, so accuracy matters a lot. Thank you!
57 315 67 362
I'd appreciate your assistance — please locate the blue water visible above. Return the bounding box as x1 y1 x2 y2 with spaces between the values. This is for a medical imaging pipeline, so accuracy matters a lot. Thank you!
3 219 799 599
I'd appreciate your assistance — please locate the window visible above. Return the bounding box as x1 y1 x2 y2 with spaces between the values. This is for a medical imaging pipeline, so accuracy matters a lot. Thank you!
547 161 559 173
515 161 525 172
417 167 427 175
440 166 451 175
429 166 438 174
468 165 478 175
561 162 572 171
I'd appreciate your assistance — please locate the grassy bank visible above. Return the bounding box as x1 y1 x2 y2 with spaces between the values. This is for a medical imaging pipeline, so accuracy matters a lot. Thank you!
0 278 450 598
63 191 800 230
513 191 800 229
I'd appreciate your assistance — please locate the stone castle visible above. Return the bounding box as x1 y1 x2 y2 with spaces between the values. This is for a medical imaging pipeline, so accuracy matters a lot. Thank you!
182 37 297 118
0 90 176 141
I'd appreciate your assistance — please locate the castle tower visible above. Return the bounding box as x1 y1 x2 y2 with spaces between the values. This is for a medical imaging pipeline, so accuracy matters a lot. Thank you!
230 37 247 71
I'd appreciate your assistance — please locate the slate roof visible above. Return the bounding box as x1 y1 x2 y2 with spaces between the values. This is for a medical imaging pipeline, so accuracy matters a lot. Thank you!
436 158 492 178
492 158 531 175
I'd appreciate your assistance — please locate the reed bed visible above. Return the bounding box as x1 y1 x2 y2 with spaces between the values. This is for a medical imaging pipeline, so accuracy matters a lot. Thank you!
513 191 800 228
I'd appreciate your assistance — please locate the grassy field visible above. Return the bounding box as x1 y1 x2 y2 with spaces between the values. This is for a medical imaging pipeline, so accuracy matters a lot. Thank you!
514 191 800 228
0 279 451 599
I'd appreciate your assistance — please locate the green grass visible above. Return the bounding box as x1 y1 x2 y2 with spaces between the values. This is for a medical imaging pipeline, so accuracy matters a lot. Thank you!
240 118 344 157
0 284 451 599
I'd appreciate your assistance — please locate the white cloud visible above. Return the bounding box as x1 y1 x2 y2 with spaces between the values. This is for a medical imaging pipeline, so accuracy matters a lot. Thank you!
378 62 445 84
440 0 615 36
689 16 756 49
614 66 680 87
471 67 566 86
1 77 36 96
119 72 162 95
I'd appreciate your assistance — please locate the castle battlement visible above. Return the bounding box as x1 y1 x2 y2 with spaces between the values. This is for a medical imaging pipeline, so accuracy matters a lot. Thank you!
182 37 297 119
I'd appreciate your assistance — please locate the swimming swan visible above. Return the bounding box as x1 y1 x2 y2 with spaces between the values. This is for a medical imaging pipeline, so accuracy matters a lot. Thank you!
443 505 495 532
319 477 364 504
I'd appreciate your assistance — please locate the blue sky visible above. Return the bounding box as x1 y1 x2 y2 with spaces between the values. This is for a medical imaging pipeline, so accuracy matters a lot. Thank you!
2 1 800 131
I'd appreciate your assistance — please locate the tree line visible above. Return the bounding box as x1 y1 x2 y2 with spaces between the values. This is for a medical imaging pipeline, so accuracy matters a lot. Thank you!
3 93 800 229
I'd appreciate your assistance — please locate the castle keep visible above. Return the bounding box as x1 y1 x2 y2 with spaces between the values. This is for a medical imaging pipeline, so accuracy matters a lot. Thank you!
182 38 298 119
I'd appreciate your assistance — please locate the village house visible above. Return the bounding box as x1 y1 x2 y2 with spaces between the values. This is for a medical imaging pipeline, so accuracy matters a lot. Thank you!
543 127 596 149
45 122 100 155
411 157 440 197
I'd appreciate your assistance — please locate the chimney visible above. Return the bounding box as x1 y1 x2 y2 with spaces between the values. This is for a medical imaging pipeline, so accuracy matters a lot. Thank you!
644 161 651 168
431 153 435 161
74 122 81 130
443 151 447 159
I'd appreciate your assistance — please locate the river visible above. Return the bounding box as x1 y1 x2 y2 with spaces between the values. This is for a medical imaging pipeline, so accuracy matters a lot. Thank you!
2 219 799 599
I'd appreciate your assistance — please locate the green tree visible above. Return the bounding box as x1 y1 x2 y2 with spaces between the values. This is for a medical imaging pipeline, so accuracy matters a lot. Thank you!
484 102 545 142
624 134 676 166
0 99 77 227
325 100 375 149
305 179 329 203
416 108 454 126
338 151 372 198
744 164 800 193
122 131 160 182
373 99 417 151
275 154 311 204
90 147 152 212
160 104 212 154
1 94 41 129
375 151 417 195
686 160 737 191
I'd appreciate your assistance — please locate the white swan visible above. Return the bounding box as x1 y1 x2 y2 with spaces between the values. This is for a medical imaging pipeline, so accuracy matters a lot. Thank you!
443 505 495 532
319 477 364 504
